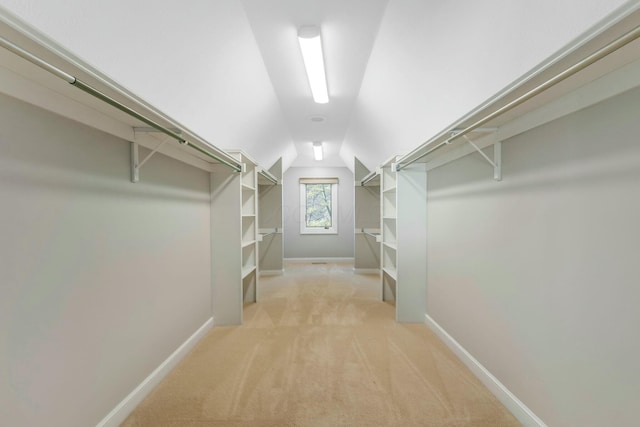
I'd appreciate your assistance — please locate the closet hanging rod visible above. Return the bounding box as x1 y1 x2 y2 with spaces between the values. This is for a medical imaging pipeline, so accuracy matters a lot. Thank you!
360 170 379 186
0 35 242 173
259 228 279 237
258 169 278 185
395 24 640 171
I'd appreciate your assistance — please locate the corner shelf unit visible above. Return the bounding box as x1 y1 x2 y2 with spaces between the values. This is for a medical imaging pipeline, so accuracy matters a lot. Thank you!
376 153 428 323
211 150 259 326
380 156 399 303
354 157 381 275
258 157 284 278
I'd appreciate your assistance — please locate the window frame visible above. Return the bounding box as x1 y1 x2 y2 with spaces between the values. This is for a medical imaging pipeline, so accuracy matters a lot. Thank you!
299 179 338 235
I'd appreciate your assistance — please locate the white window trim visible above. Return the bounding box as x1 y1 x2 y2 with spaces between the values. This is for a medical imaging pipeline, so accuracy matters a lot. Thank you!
299 181 338 235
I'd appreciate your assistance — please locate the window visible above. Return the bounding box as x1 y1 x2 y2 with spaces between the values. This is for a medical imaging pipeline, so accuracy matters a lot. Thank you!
299 178 338 234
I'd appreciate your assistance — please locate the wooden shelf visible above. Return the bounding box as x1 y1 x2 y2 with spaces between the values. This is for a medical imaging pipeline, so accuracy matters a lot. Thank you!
382 267 397 281
242 240 256 248
242 265 257 279
380 156 399 304
383 242 397 250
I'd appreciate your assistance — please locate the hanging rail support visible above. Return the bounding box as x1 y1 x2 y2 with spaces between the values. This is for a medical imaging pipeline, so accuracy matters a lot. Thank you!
131 141 139 183
130 136 171 183
494 142 502 181
460 135 502 181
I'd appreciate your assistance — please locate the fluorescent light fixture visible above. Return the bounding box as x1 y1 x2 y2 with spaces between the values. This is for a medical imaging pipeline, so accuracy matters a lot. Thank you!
313 142 323 161
298 25 329 104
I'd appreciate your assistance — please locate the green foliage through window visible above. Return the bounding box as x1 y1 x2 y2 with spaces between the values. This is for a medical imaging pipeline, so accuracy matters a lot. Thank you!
305 184 332 228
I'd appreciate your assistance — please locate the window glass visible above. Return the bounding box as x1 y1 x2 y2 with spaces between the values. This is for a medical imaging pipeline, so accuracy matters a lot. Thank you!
299 179 338 234
305 183 332 228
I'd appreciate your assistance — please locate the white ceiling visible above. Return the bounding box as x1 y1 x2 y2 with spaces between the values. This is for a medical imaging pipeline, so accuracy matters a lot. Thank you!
0 0 633 174
241 0 388 168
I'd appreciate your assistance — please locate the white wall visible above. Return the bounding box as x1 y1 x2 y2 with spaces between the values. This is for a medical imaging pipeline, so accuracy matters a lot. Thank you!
354 185 380 270
283 167 354 259
0 94 212 427
343 0 632 170
426 87 640 427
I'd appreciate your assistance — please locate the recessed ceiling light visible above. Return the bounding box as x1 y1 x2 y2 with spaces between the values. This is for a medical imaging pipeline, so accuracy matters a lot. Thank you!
298 25 329 104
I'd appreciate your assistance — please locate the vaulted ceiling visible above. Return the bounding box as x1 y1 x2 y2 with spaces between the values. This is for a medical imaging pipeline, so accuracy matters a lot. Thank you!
0 0 631 173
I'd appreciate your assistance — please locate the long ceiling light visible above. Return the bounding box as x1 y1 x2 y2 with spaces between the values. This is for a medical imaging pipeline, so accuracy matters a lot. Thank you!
298 26 329 104
313 142 323 160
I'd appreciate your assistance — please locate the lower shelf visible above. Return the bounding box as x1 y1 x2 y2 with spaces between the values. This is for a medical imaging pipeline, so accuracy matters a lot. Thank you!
242 267 257 304
242 265 257 279
382 267 397 281
381 269 397 302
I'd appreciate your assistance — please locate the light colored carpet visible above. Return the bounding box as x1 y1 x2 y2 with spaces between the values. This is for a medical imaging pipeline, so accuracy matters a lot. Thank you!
122 262 520 426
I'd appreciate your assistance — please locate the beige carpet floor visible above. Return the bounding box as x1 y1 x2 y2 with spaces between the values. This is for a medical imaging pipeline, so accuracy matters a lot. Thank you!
122 262 520 426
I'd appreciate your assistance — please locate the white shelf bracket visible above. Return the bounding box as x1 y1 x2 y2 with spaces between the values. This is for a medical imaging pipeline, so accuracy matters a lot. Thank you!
130 137 170 183
130 141 139 183
461 134 502 181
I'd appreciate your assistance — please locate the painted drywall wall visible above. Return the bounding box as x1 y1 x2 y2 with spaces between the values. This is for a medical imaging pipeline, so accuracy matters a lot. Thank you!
354 185 380 270
343 0 632 170
426 87 640 426
259 183 284 272
283 167 354 259
0 94 212 426
0 0 295 170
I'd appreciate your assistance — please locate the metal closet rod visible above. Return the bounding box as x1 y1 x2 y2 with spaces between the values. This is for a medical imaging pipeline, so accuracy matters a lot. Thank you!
258 169 278 185
360 170 379 186
395 24 640 172
0 35 242 173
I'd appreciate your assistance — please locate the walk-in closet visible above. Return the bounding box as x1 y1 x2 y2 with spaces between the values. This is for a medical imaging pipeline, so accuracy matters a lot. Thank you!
1 2 639 426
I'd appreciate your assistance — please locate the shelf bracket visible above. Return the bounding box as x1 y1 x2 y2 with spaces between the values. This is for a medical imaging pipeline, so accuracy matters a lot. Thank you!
457 134 502 181
130 138 170 183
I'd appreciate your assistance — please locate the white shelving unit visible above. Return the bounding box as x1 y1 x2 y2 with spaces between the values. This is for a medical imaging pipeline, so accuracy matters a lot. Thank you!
211 150 258 326
380 156 399 303
379 154 428 322
258 158 283 279
354 157 381 276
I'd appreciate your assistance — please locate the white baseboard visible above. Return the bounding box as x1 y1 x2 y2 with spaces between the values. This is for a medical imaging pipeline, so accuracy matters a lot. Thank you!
353 268 380 274
259 269 284 276
96 317 214 427
424 314 546 427
285 257 354 263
